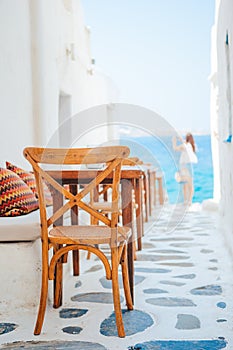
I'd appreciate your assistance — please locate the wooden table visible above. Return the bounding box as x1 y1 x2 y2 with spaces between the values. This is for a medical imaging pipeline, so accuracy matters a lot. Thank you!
48 167 145 302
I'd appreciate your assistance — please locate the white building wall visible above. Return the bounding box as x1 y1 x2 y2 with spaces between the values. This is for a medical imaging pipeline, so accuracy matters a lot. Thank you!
0 0 117 168
209 11 221 202
0 1 34 167
211 0 233 251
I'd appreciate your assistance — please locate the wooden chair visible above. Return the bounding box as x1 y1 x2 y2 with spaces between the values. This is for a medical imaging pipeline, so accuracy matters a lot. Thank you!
123 157 149 222
23 146 133 337
88 157 143 214
87 156 145 256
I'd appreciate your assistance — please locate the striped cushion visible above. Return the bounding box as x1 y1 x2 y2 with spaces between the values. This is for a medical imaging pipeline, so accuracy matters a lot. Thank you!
6 161 53 206
0 168 39 217
6 161 37 194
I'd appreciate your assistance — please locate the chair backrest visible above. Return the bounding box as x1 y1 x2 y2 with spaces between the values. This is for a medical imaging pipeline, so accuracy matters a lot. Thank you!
122 157 143 166
24 146 130 241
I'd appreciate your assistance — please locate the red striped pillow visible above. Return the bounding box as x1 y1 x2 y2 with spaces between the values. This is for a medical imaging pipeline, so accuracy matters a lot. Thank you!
6 161 37 194
0 168 39 217
6 161 53 206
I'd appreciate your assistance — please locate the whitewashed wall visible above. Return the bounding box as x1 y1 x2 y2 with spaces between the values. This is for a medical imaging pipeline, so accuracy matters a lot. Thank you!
0 1 34 167
0 0 117 168
211 0 233 251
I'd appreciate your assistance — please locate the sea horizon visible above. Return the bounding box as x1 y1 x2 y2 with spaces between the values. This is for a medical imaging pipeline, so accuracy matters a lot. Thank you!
120 134 213 204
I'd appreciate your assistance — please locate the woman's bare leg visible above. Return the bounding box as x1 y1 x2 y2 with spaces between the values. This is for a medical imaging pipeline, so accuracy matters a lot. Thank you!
186 177 193 205
181 176 193 206
183 183 188 203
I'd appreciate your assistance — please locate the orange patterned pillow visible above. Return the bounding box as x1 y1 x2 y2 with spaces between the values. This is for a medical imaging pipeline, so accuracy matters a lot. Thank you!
0 168 39 217
6 161 53 206
6 161 37 194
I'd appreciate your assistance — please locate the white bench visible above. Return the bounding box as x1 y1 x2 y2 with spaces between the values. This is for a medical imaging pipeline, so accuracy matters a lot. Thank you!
0 210 42 309
0 209 41 242
0 207 87 309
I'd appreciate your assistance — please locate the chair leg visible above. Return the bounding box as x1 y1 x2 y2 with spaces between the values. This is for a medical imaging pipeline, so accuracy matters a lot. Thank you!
53 244 63 308
111 249 125 337
34 262 49 335
53 259 63 308
72 250 80 275
133 241 137 260
86 243 99 260
121 245 133 310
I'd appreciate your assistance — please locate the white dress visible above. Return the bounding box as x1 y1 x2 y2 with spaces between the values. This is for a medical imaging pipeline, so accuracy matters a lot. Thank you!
179 143 198 176
179 143 198 165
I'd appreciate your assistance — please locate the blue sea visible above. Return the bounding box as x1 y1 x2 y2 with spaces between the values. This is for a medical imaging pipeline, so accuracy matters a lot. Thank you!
120 135 213 204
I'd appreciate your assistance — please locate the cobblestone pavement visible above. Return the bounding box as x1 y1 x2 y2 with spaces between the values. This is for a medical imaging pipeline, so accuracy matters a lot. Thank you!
1 204 233 349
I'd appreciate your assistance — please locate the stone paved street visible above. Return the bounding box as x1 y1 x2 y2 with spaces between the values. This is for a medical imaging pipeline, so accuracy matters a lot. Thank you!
0 203 233 349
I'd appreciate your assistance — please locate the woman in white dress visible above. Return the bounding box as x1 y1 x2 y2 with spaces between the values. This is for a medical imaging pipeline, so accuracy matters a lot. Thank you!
172 133 198 205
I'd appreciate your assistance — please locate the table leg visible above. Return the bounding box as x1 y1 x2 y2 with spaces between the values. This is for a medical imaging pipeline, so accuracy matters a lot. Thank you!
148 171 152 217
149 170 156 212
135 177 143 251
157 176 164 205
143 173 149 222
151 170 157 207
